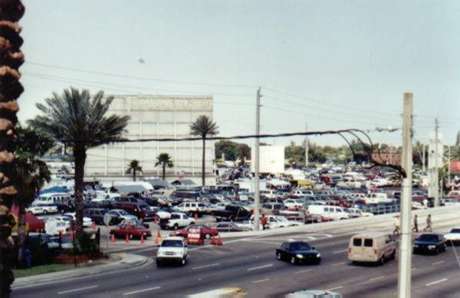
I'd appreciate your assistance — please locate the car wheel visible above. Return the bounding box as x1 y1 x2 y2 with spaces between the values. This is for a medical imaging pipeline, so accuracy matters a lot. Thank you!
205 234 211 240
174 224 179 230
181 258 187 266
276 252 282 260
156 260 162 267
379 257 385 265
390 250 396 260
290 256 297 265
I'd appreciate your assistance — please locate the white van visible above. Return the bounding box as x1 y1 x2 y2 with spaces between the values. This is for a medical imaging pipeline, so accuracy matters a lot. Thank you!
307 205 349 221
36 192 72 205
348 232 396 264
364 193 393 204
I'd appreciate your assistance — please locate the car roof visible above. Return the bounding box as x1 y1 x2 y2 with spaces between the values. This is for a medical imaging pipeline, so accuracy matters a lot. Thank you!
163 236 184 241
352 232 390 238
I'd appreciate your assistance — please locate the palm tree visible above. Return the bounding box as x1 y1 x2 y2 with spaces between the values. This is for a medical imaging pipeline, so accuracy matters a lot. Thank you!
126 160 142 181
29 88 129 236
0 1 25 295
190 115 219 186
155 153 174 180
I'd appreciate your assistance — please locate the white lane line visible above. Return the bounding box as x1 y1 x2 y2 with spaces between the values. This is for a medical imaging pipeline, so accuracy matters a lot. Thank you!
123 286 161 296
192 263 221 270
295 269 313 274
368 276 386 282
58 285 98 295
252 278 270 284
432 260 445 266
426 278 448 287
247 263 273 272
326 286 343 291
333 249 348 255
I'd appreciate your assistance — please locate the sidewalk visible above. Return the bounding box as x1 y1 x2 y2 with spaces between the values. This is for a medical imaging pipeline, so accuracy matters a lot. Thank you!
12 253 151 289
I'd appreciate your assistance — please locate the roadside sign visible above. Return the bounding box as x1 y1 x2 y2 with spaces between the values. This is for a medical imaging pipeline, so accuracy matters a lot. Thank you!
187 227 203 245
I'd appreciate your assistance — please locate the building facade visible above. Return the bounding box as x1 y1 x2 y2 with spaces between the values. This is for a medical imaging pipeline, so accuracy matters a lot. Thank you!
85 95 214 178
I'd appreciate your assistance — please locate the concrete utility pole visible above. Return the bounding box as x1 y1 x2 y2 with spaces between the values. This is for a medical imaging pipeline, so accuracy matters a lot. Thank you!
398 92 413 298
448 145 451 188
422 143 426 173
254 87 262 231
304 122 309 168
434 118 440 207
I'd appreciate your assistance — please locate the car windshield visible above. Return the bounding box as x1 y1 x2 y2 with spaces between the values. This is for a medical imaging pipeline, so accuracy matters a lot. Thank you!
118 210 129 215
161 240 183 247
289 242 311 250
417 234 439 242
451 229 460 233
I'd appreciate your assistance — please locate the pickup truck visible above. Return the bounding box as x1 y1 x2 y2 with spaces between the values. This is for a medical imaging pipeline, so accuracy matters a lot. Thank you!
212 205 252 222
161 212 195 230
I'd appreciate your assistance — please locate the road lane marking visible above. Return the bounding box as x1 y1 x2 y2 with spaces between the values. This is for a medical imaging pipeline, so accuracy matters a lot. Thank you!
58 285 98 295
123 286 161 296
332 262 346 266
247 263 273 272
426 278 448 287
333 249 348 254
432 260 445 266
326 286 343 291
368 276 386 282
252 278 270 284
295 269 313 274
192 263 221 270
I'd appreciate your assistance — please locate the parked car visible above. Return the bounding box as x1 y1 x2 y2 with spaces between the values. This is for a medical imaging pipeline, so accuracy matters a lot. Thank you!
83 208 108 225
308 205 349 221
348 232 396 265
175 201 208 215
413 233 446 254
63 213 93 228
345 208 374 218
213 205 252 222
103 209 137 226
162 212 194 230
273 216 303 227
215 222 245 232
156 237 188 267
175 224 218 239
113 200 155 221
283 199 304 210
276 240 321 265
110 220 151 239
27 203 58 215
44 217 71 235
444 228 460 245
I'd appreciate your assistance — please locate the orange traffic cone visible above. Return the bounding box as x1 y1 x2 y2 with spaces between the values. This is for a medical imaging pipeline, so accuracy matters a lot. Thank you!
140 233 145 245
125 233 129 244
111 233 115 242
210 234 223 246
91 222 96 229
155 231 162 246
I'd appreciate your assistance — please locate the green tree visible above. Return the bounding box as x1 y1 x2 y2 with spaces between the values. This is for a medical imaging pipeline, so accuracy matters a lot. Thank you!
237 143 251 166
190 115 219 186
126 160 142 181
285 141 305 167
155 153 174 180
215 140 239 161
29 88 129 236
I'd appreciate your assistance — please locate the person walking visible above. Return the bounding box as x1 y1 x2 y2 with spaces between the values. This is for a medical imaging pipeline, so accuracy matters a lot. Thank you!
425 214 432 232
261 214 268 230
393 215 400 235
413 214 419 233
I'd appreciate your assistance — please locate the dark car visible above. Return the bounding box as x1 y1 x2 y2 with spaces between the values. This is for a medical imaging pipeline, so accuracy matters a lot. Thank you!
213 205 251 222
113 200 155 221
83 208 108 225
214 222 245 232
276 241 321 265
413 233 446 254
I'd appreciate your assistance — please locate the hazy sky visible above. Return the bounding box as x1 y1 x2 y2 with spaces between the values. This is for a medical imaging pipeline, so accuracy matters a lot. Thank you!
19 0 460 146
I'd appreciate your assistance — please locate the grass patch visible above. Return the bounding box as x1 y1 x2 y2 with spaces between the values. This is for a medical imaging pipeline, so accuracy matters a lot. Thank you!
13 263 74 278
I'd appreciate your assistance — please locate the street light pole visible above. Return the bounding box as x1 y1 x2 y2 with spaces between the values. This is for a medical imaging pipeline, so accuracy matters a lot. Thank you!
254 87 262 231
398 92 413 298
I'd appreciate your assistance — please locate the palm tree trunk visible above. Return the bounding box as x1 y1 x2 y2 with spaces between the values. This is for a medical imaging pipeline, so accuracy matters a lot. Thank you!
202 138 206 187
162 164 166 181
74 146 87 237
133 170 136 182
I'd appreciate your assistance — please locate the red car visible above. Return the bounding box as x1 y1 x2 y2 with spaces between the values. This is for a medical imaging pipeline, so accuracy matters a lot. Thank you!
175 225 218 239
110 222 151 239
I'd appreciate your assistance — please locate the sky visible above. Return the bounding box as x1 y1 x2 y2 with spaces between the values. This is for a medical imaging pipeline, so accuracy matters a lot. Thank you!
18 0 460 147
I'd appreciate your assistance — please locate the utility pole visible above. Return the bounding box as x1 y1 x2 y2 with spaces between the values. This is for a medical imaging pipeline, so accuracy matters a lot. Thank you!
448 145 451 189
398 92 413 298
434 118 440 207
253 87 262 231
304 122 309 168
422 143 426 173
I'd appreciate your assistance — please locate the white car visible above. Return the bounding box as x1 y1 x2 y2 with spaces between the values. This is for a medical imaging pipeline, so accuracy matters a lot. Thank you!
156 237 188 266
444 228 460 244
165 212 195 230
284 199 304 209
273 216 303 227
63 213 94 228
27 203 58 215
103 209 137 226
45 217 71 235
346 208 374 218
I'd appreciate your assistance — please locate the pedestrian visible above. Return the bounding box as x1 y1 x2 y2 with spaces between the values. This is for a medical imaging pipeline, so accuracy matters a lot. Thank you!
261 214 268 230
425 214 432 232
393 215 400 235
413 214 418 233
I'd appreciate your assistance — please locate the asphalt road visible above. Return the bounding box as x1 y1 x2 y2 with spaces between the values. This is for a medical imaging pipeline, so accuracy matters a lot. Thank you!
12 212 460 298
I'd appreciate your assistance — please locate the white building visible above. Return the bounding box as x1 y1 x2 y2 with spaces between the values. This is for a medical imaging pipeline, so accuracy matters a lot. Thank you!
251 145 285 175
85 95 215 179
